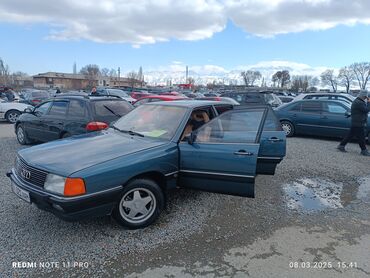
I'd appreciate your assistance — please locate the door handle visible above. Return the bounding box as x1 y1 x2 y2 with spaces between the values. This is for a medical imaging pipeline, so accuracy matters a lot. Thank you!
234 150 254 156
320 116 328 119
268 137 283 142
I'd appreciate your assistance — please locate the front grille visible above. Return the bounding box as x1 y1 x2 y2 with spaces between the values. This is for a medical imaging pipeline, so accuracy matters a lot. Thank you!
15 157 48 187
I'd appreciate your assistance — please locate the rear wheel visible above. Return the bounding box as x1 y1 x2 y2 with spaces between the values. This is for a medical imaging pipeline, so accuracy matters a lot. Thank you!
16 124 32 145
113 179 164 229
6 110 21 123
281 121 295 137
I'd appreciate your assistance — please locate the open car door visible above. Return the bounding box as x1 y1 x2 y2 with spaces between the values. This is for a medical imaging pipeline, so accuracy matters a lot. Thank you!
257 107 286 175
178 107 268 197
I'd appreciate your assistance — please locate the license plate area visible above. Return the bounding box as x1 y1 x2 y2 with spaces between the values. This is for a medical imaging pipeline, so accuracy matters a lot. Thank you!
12 181 31 203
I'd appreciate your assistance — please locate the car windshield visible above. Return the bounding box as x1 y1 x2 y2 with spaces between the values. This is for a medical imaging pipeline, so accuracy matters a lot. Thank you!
107 89 130 98
113 104 188 140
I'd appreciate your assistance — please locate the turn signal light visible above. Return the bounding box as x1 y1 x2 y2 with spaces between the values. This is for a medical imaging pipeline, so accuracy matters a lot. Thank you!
64 178 86 196
86 121 108 131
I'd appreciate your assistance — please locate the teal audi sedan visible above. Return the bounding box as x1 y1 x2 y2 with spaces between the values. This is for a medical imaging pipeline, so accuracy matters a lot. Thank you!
7 101 286 229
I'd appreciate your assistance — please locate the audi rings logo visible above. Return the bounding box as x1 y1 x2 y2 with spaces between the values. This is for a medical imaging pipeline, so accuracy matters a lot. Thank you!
20 169 31 180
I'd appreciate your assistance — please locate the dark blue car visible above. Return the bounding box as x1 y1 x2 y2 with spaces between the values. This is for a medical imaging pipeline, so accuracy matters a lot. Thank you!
275 99 370 141
7 101 286 229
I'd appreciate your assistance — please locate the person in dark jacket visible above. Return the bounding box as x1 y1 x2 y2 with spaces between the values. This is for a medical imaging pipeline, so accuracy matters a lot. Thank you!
337 90 370 156
4 87 15 102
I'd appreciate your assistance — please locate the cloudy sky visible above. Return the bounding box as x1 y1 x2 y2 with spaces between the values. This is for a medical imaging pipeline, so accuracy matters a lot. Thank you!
1 0 370 75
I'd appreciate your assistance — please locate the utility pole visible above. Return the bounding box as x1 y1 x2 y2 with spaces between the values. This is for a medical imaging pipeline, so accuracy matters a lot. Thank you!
186 66 188 84
118 67 120 87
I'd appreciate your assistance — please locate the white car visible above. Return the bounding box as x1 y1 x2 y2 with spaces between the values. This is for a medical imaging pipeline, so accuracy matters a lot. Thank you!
0 99 31 123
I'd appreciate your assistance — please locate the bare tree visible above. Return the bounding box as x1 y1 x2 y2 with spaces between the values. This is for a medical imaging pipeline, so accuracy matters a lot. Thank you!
101 68 110 77
349 62 370 90
320 69 338 92
338 66 355 93
109 69 117 77
291 75 312 92
0 57 10 85
127 71 139 88
80 64 101 87
240 70 262 86
272 70 290 88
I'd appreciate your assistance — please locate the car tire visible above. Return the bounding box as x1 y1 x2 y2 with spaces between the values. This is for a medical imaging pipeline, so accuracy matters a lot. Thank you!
113 179 164 229
281 120 295 137
5 110 21 123
16 124 32 145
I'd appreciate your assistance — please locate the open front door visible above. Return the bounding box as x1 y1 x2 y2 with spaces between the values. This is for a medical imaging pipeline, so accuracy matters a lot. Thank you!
178 107 267 197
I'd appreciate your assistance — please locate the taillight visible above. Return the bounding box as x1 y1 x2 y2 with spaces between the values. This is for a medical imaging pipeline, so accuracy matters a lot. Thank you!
86 122 108 131
32 99 41 104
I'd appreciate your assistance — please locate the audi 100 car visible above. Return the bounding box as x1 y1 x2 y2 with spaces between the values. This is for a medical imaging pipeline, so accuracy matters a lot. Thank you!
7 100 286 229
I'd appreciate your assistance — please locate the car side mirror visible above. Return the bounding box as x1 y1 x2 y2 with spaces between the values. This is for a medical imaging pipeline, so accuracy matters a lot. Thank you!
24 107 33 113
185 132 197 145
345 111 351 118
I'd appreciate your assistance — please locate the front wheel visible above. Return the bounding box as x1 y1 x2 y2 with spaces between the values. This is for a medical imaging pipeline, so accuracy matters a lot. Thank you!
16 124 32 145
281 121 295 137
113 179 164 229
6 110 21 123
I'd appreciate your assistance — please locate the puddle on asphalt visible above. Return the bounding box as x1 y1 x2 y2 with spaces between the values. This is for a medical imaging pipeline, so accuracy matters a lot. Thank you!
283 178 343 212
283 176 370 212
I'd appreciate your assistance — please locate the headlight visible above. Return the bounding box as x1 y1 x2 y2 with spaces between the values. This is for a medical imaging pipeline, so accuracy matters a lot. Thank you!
44 174 66 195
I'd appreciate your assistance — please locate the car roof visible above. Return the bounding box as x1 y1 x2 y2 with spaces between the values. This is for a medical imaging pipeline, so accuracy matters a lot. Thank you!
146 100 224 108
138 95 187 100
52 94 126 101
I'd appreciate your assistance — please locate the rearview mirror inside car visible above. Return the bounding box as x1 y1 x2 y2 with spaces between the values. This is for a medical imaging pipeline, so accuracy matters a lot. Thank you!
344 111 351 118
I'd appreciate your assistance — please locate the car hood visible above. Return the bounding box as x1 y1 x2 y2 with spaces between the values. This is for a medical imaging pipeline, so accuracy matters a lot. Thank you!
18 129 165 176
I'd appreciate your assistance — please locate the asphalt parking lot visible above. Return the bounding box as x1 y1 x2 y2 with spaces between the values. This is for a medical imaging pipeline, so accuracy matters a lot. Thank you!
0 122 369 277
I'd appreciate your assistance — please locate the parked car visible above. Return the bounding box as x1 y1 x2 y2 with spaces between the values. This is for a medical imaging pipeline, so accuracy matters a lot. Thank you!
8 100 286 229
195 96 240 105
275 99 370 141
278 96 295 103
294 93 355 105
130 91 152 100
133 95 188 107
221 91 283 107
96 88 136 103
19 90 52 106
15 95 133 144
0 99 30 123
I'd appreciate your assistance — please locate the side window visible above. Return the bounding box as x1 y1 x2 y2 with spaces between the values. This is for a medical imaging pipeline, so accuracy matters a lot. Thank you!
263 109 282 131
34 102 52 116
215 105 233 115
48 101 68 117
325 103 347 114
67 100 87 118
301 102 321 113
196 109 265 144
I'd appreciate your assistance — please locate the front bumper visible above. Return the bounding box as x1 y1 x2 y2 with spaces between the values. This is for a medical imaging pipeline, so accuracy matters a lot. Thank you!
6 169 122 221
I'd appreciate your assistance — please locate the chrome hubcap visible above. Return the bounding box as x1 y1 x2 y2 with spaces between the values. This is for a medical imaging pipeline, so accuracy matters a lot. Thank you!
8 113 19 123
17 127 24 142
282 124 291 135
119 188 156 224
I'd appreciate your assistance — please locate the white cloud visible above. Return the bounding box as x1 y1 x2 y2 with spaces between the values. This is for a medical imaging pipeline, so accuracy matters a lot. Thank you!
1 0 370 43
225 0 370 37
0 0 226 44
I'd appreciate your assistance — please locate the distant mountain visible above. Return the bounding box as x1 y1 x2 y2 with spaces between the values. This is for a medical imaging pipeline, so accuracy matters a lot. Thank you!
142 61 330 86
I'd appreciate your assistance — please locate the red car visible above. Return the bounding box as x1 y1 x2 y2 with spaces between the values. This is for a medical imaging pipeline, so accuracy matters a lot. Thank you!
133 95 188 107
130 91 152 100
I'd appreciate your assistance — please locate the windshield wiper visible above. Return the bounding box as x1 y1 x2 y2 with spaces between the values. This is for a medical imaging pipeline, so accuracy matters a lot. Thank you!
103 105 121 117
111 126 144 137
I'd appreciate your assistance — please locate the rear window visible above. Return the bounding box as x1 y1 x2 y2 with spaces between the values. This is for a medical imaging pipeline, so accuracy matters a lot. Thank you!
94 100 133 118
